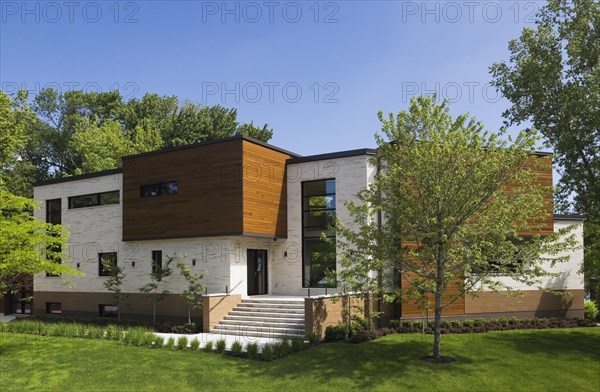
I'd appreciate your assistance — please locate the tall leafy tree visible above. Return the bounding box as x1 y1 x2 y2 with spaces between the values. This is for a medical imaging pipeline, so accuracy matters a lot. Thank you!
176 256 206 325
1 92 80 294
490 0 600 302
354 96 577 362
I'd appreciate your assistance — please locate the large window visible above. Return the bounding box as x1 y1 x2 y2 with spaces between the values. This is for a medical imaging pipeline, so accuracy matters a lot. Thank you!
302 179 336 288
99 304 118 317
68 191 119 209
141 182 178 198
152 250 163 274
46 199 62 277
99 252 117 276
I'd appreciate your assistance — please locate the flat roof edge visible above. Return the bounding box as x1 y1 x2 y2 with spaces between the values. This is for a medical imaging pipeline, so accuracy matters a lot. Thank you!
34 168 123 187
287 148 377 164
554 213 585 221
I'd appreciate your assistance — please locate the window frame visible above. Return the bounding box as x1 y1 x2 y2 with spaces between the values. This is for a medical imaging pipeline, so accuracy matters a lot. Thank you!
68 191 120 209
151 250 163 274
46 302 62 314
140 181 178 198
98 252 118 277
301 179 337 288
98 304 118 318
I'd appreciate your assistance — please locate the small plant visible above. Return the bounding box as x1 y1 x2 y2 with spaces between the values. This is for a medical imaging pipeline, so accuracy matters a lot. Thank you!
153 335 165 348
306 332 319 346
261 344 274 362
290 336 305 352
177 336 189 350
166 336 176 349
203 341 214 352
246 342 258 359
231 341 243 357
215 339 226 354
584 301 599 320
190 338 200 351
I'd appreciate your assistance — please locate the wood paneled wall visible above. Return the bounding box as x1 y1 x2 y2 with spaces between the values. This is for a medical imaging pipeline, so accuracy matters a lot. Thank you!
122 138 293 241
400 273 465 317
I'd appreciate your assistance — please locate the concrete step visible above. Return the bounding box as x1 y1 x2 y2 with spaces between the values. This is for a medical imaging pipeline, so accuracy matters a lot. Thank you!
238 302 305 310
213 324 304 336
241 299 304 305
232 306 304 314
220 319 305 329
210 328 304 339
228 310 305 319
224 315 304 323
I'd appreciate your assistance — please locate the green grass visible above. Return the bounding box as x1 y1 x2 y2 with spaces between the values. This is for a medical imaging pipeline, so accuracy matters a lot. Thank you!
1 328 598 391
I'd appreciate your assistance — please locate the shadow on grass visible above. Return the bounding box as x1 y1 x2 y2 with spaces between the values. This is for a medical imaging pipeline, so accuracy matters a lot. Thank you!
243 334 477 390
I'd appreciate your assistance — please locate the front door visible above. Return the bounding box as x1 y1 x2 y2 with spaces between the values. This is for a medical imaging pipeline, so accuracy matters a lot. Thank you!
247 249 268 295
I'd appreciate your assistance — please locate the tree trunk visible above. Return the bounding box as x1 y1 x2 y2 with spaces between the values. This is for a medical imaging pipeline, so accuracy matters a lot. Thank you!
365 292 371 330
152 301 156 326
188 307 191 325
432 276 443 360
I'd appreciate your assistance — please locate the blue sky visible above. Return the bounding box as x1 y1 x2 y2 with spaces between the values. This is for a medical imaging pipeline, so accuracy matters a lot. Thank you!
0 0 547 157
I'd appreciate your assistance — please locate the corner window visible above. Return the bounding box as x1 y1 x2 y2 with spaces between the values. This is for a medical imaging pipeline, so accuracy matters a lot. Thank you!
68 191 120 209
46 302 62 314
99 304 118 317
99 252 117 276
152 250 162 274
302 179 337 288
141 182 178 197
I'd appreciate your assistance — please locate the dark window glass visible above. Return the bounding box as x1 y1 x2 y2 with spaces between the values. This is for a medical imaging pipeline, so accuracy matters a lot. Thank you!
99 304 118 317
69 191 119 209
302 179 336 288
46 302 62 314
152 250 162 274
99 252 117 276
141 182 177 198
99 191 120 205
46 199 61 225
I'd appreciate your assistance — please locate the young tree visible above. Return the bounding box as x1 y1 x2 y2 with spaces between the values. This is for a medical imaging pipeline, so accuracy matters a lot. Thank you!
176 256 206 325
139 255 174 326
102 259 128 321
353 96 576 362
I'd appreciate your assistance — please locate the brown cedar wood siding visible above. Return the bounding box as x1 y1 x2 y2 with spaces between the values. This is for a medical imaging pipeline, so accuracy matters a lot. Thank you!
242 140 290 238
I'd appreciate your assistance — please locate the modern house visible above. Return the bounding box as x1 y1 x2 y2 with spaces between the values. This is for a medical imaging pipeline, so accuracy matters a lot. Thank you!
30 136 585 337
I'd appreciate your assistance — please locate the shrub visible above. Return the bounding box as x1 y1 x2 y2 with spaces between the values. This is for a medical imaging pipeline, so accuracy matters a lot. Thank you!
246 342 259 359
231 341 243 357
306 332 319 345
152 335 165 348
508 316 520 325
290 336 305 352
176 336 189 350
584 301 599 320
165 337 176 349
324 324 347 342
105 325 121 340
350 316 369 335
450 320 462 328
190 338 200 351
261 344 274 362
389 320 401 331
215 339 226 354
203 341 214 352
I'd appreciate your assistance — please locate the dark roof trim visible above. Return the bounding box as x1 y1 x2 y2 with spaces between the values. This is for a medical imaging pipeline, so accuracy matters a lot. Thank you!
122 136 300 161
34 168 123 187
534 151 553 157
287 148 377 164
123 231 287 242
554 214 585 221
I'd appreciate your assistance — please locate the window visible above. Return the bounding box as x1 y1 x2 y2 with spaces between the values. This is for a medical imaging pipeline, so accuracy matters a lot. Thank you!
46 302 62 314
302 179 336 288
141 181 178 197
479 238 530 276
99 304 118 317
152 250 162 274
68 191 120 209
99 252 117 276
45 199 62 277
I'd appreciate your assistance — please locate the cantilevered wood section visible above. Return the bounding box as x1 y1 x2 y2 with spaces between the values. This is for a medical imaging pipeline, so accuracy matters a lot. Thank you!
122 139 245 241
515 155 554 236
122 138 293 241
400 273 465 317
242 140 290 238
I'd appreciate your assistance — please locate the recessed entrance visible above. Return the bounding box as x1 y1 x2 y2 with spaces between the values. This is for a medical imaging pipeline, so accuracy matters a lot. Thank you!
247 249 268 296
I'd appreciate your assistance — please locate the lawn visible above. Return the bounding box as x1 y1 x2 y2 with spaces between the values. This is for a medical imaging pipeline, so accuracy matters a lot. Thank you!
1 328 598 392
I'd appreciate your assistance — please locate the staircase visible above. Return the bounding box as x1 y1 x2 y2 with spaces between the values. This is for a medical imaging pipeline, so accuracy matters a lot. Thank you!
212 298 305 339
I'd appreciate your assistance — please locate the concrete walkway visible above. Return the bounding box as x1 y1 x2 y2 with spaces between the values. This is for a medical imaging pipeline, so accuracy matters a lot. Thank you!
154 331 283 352
0 313 17 323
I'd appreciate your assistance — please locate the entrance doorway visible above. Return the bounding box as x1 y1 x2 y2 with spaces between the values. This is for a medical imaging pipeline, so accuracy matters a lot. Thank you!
247 249 268 295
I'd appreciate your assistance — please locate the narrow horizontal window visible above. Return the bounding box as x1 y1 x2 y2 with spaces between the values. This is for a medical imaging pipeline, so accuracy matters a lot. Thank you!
99 304 118 317
141 182 178 198
46 302 62 314
68 191 120 209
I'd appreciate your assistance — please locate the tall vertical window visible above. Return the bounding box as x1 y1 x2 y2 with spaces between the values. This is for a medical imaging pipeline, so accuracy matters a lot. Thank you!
99 252 117 276
45 199 62 277
151 250 162 274
302 179 336 288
